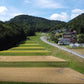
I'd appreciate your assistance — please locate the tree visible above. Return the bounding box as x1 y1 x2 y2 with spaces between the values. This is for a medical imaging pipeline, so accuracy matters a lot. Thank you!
0 21 26 50
77 34 84 43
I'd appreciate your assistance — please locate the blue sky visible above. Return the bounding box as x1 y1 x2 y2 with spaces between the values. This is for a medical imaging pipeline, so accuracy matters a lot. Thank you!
0 0 84 22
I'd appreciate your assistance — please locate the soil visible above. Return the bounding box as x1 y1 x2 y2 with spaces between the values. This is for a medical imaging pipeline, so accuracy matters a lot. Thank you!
0 68 84 83
0 56 65 62
71 49 84 55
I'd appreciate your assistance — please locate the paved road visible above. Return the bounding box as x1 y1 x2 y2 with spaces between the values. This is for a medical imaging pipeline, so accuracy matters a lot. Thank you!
40 36 84 59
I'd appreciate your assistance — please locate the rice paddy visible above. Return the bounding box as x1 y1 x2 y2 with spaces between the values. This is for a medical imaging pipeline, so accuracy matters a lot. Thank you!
19 45 42 47
0 40 50 56
0 50 50 53
21 44 39 45
11 47 45 50
0 33 84 84
12 47 45 49
0 53 50 56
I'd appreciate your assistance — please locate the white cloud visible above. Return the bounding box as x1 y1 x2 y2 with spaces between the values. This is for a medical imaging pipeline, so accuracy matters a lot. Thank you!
50 12 69 21
71 9 84 19
0 7 23 21
24 0 31 4
0 6 8 14
35 0 64 9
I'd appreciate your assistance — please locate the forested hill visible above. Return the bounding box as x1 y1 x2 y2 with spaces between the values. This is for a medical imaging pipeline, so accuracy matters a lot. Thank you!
8 15 65 33
67 13 84 34
0 21 26 50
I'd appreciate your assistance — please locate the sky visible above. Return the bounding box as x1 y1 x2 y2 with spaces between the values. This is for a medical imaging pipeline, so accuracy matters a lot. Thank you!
0 0 84 22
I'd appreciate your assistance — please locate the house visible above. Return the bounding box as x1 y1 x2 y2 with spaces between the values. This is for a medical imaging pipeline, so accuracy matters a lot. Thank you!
63 32 72 38
58 31 77 45
63 31 77 43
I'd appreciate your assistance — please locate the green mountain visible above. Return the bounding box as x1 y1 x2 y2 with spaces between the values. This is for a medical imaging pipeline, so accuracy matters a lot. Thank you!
50 13 84 34
67 13 84 34
8 15 64 34
0 15 64 50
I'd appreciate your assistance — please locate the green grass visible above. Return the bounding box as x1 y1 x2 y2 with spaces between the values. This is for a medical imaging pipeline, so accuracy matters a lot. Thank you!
0 61 69 67
24 41 36 43
18 45 42 47
11 48 45 50
11 47 45 50
0 52 50 56
0 81 77 84
0 50 50 53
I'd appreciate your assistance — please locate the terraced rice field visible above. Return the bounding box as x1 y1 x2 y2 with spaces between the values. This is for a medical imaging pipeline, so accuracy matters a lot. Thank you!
0 50 50 53
0 41 50 56
0 56 65 62
11 47 45 50
0 36 84 84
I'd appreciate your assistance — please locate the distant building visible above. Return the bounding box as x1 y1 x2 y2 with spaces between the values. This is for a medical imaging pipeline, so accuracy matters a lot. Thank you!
58 31 77 45
54 28 67 34
63 32 72 38
63 32 77 43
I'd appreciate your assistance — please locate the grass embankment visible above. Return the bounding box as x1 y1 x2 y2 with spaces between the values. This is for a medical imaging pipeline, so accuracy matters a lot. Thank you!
0 34 68 68
0 53 50 56
0 61 69 67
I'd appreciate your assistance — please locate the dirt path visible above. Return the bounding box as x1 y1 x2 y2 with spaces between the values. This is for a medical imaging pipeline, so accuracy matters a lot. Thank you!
71 49 84 55
0 56 65 62
0 68 84 83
